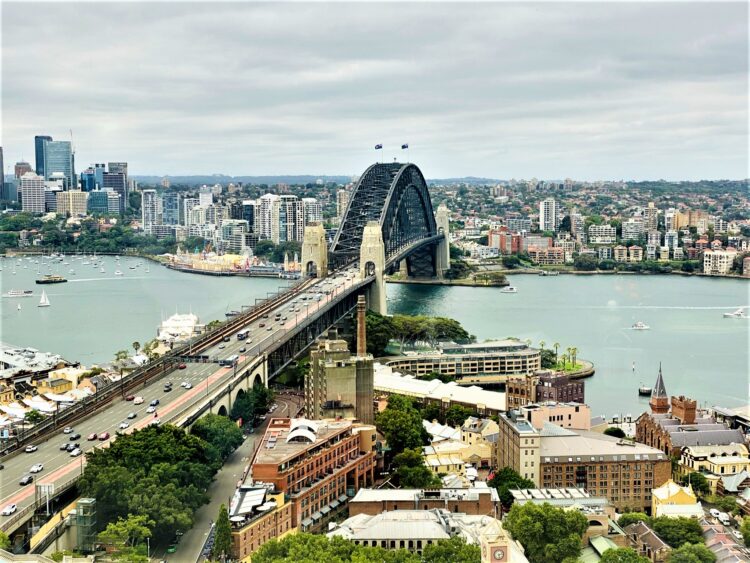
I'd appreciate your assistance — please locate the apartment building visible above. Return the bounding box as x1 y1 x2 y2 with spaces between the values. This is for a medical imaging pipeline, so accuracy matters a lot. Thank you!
613 245 628 262
347 486 500 518
622 218 645 242
229 485 294 562
56 190 88 217
588 224 617 244
527 246 565 265
496 411 541 483
628 245 643 262
519 402 591 431
703 248 738 275
506 372 585 410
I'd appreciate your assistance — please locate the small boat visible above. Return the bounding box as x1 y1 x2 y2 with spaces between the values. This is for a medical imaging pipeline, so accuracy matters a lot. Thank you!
631 321 650 330
500 286 518 293
38 291 50 308
100 267 105 273
539 270 559 276
114 270 123 276
17 303 22 311
129 266 136 270
225 310 241 317
723 308 747 319
638 386 652 396
82 261 90 266
69 269 75 274
145 267 150 273
3 289 34 298
36 275 68 285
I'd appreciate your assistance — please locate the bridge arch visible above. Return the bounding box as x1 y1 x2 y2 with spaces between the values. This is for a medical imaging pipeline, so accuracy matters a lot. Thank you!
217 405 228 417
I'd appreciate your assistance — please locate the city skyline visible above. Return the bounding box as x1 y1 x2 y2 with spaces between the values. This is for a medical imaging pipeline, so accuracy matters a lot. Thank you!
3 2 748 181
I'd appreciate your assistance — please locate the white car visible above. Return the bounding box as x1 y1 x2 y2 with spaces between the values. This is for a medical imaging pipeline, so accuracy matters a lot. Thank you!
731 530 742 540
709 508 721 518
180 381 188 388
0 504 17 516
30 463 44 473
25 445 38 453
133 396 144 405
119 422 129 430
218 344 226 349
150 418 161 426
69 448 82 457
146 406 156 413
184 383 192 389
63 426 73 434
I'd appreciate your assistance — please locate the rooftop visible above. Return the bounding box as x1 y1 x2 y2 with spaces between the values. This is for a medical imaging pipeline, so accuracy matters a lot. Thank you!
252 417 359 465
0 343 66 379
540 430 667 463
350 486 498 504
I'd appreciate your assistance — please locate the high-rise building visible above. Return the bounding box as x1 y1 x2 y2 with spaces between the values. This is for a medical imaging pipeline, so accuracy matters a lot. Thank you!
108 162 128 184
259 193 280 242
279 195 304 243
336 189 350 220
644 202 659 231
56 190 88 217
80 168 97 192
242 200 259 234
161 177 171 188
183 198 199 227
88 190 110 214
103 172 127 213
162 192 181 226
302 197 323 226
539 198 558 232
34 135 52 176
19 172 46 213
105 190 122 215
198 188 213 206
141 190 160 234
43 140 75 188
93 164 105 189
15 161 33 179
622 217 645 242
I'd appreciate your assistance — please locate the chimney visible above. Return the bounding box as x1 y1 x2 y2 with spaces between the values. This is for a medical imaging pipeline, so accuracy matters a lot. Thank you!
356 295 367 357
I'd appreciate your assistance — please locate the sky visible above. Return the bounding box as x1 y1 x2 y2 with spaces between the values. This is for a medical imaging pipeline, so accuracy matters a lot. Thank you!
1 2 748 180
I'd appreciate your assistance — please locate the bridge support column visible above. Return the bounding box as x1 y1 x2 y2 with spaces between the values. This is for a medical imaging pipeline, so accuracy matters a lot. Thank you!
399 259 409 277
301 222 328 278
360 221 387 315
435 203 451 278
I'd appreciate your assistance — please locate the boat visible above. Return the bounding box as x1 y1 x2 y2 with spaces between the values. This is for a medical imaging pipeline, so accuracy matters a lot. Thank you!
631 321 650 330
225 310 241 317
539 270 559 276
3 289 34 298
145 267 150 273
82 261 90 266
638 386 652 396
129 266 136 270
68 269 75 274
114 270 123 276
17 303 21 311
500 286 518 293
100 267 105 273
38 291 50 308
36 275 68 285
723 308 747 319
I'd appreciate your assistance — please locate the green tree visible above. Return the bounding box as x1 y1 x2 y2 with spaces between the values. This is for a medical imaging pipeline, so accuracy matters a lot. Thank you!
192 413 244 462
363 310 396 356
422 536 481 563
504 502 587 563
132 341 141 355
600 547 650 563
24 409 45 424
0 530 10 550
376 395 426 456
97 514 155 549
421 402 444 424
230 391 256 424
617 512 652 529
502 255 522 269
651 517 704 548
444 405 474 427
212 504 232 561
741 517 750 545
680 472 710 497
392 449 441 488
574 253 599 271
488 467 535 509
604 427 626 439
540 348 557 369
667 543 717 563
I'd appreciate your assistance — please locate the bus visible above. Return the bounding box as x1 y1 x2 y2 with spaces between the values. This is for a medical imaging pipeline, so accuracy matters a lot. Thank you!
236 329 250 341
219 354 239 367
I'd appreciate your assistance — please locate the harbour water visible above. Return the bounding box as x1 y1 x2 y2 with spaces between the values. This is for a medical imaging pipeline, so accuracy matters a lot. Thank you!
2 254 748 416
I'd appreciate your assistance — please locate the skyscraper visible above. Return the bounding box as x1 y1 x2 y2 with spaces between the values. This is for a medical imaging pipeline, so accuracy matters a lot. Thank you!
43 140 75 188
19 172 46 213
80 168 97 192
302 197 323 225
336 189 350 220
162 192 181 225
539 198 558 232
279 195 304 243
241 199 259 234
108 162 128 182
34 135 52 176
141 190 159 234
644 202 659 231
259 193 280 242
103 172 127 213
15 161 33 179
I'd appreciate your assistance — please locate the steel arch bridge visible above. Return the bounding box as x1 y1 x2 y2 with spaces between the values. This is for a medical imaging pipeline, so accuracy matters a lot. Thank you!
330 162 445 276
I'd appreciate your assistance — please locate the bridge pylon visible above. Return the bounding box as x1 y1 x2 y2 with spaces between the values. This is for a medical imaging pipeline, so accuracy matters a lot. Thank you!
435 203 451 278
301 222 328 278
360 221 387 315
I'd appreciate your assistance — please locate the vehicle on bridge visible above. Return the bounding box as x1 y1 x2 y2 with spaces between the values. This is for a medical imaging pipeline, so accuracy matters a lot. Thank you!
237 329 250 340
1 504 17 516
30 463 43 473
24 445 37 453
219 354 239 367
19 475 33 486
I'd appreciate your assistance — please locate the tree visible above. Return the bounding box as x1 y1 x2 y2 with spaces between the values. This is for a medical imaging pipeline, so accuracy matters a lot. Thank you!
422 536 481 563
651 517 704 548
604 427 626 439
680 472 710 497
24 409 45 424
98 514 155 549
667 543 717 563
445 405 473 427
540 349 557 369
376 395 426 456
0 531 9 550
192 414 244 462
504 502 587 563
600 547 650 563
741 517 750 545
230 392 256 424
392 449 441 488
502 255 522 269
488 467 536 509
363 310 395 356
132 341 141 355
421 402 443 424
212 504 232 561
574 253 599 271
617 512 652 529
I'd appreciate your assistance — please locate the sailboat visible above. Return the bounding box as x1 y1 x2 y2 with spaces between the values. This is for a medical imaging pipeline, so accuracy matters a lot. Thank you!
38 291 50 307
17 303 22 311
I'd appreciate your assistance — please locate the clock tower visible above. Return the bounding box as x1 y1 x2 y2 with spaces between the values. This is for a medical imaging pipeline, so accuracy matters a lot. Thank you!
481 536 509 563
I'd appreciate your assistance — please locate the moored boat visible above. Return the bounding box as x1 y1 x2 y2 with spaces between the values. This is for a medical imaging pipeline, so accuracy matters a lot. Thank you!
500 286 518 294
36 275 67 285
3 289 34 298
631 321 650 330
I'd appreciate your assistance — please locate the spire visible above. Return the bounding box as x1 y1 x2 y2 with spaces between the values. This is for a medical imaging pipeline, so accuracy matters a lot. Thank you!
649 363 670 415
651 363 667 399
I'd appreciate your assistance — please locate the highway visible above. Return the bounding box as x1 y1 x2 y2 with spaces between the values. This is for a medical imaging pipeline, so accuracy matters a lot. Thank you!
0 265 365 533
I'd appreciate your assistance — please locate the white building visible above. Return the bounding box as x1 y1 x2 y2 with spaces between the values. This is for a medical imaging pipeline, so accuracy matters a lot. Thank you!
302 197 323 225
141 189 160 234
587 224 617 244
259 193 280 242
19 172 46 213
621 217 645 242
198 187 213 206
703 248 737 275
664 230 679 250
539 198 558 232
183 198 199 227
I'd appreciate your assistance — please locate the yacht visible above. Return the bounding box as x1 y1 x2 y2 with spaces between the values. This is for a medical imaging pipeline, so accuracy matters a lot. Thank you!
3 289 33 298
500 286 518 294
631 321 650 330
129 266 137 270
114 270 124 276
38 291 50 308
723 308 747 319
100 267 105 273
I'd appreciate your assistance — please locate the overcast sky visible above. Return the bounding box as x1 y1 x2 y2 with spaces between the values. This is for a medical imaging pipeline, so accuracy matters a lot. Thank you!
2 2 747 180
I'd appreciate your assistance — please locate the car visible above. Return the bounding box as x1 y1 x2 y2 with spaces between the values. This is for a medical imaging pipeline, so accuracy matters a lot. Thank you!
25 445 37 453
267 326 273 331
218 344 226 349
87 433 98 441
184 383 192 389
30 463 44 473
259 323 266 328
710 508 721 518
127 412 137 419
98 432 110 441
133 396 144 405
66 443 79 452
282 316 287 321
262 314 269 319
164 384 172 392
180 381 188 388
146 406 156 413
19 475 33 486
150 418 161 426
63 426 73 434
177 363 187 369
60 442 70 451
223 336 231 342
239 347 246 353
69 448 82 457
732 530 742 540
150 399 160 406
119 422 129 430
125 394 135 401
69 433 81 440
1 504 17 516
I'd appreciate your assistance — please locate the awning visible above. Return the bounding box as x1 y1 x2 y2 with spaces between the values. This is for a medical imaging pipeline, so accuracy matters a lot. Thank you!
320 506 331 515
311 511 322 521
301 518 313 527
330 500 340 509
338 494 348 503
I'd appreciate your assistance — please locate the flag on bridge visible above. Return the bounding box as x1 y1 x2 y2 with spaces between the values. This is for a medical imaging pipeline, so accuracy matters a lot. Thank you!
401 143 409 149
374 144 383 150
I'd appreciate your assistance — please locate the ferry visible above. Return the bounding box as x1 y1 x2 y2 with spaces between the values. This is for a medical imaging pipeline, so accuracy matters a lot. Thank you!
638 386 652 396
3 289 34 298
36 275 68 285
631 321 650 330
723 308 747 319
500 286 518 294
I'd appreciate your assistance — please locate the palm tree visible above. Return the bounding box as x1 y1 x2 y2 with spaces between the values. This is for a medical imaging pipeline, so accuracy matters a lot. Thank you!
524 338 532 348
566 347 573 368
560 353 568 369
553 342 560 365
571 347 578 368
132 341 141 355
539 340 546 352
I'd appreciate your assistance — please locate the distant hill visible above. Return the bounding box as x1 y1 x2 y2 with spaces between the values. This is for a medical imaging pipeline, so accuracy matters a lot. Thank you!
427 176 501 185
132 175 352 186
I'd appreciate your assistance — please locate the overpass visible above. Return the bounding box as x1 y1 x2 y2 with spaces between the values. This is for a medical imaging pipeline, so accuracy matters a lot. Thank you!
0 162 448 544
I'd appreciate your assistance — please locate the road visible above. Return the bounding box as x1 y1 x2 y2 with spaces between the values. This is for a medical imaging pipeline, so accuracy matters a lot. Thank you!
0 266 363 532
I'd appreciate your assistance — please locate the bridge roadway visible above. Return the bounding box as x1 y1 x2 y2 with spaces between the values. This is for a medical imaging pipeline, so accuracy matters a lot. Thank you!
0 265 365 535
